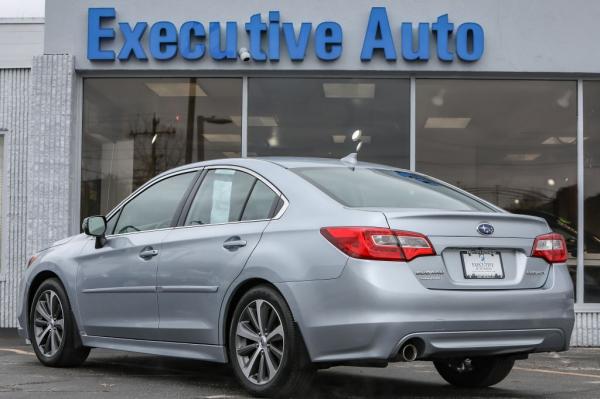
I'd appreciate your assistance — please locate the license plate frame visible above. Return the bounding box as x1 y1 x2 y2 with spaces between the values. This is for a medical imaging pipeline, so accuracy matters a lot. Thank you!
460 249 505 280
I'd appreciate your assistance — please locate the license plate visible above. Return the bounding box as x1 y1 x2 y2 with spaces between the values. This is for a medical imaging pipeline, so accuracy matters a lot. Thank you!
461 250 504 279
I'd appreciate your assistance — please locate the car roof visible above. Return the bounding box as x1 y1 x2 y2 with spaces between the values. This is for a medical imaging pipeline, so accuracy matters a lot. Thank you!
258 156 399 170
115 156 505 218
159 156 403 177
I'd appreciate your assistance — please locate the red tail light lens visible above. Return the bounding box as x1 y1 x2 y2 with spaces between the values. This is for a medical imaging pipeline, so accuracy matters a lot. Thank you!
320 227 435 262
531 233 568 263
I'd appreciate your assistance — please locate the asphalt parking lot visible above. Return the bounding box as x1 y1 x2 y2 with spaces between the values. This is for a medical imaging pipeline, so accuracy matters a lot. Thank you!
1 329 600 398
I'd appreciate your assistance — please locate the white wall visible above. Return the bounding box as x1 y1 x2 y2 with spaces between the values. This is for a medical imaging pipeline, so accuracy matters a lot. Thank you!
0 19 43 68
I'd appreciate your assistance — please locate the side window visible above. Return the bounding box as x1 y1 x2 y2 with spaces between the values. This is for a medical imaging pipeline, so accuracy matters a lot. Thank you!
241 180 279 221
114 172 195 234
185 169 257 225
105 209 120 235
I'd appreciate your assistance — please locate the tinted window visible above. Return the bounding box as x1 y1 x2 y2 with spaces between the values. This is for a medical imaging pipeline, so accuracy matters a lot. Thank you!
105 209 120 235
241 180 279 221
114 172 195 234
185 169 256 225
293 167 493 211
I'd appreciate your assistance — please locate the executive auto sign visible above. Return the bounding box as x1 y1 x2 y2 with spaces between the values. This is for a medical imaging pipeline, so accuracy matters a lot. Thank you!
87 7 484 63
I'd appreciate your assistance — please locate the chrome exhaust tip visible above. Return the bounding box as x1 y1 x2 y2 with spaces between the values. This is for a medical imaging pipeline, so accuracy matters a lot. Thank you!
400 343 419 362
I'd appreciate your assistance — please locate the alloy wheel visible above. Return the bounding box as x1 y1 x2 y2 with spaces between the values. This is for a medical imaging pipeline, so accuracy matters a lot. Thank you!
33 290 64 357
235 299 285 385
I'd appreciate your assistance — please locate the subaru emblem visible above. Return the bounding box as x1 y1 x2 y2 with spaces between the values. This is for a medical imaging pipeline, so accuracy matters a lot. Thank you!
477 223 494 236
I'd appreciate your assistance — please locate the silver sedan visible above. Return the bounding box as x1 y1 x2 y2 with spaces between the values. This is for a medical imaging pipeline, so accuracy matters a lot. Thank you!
18 157 574 397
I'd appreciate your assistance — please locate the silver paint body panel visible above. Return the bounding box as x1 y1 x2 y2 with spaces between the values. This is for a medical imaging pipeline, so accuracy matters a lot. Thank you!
75 230 169 340
17 157 575 364
156 221 270 343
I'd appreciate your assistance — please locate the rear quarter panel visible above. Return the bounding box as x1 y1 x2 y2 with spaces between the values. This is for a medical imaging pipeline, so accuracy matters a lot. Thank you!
239 161 391 282
244 207 389 282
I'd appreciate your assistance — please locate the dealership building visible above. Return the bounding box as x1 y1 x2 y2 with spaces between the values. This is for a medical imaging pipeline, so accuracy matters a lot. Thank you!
0 0 599 345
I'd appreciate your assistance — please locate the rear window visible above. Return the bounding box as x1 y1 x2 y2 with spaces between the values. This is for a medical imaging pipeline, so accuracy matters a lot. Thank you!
292 167 494 212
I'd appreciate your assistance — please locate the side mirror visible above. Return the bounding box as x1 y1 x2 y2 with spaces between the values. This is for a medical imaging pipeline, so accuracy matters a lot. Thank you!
82 216 107 248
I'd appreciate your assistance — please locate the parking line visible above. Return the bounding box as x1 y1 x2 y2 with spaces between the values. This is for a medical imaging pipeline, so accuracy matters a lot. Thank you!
0 348 34 356
514 367 600 380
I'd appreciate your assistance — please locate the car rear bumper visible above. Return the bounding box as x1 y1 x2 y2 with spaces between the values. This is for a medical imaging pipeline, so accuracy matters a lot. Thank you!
393 328 566 360
276 259 574 363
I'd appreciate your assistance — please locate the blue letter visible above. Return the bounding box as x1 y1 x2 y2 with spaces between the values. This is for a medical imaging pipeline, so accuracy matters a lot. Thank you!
361 7 396 61
88 8 116 60
268 11 280 61
315 22 342 61
282 23 311 61
456 22 484 62
245 13 267 61
432 14 453 61
117 22 148 60
180 21 205 60
209 22 238 60
150 21 178 60
401 22 429 61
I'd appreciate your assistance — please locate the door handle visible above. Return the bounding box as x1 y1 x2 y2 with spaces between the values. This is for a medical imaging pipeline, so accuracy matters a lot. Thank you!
139 247 159 259
223 236 247 250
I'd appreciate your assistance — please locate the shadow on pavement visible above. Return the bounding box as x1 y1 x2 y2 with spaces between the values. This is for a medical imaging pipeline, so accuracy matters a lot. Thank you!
309 369 537 399
1 330 547 398
75 353 542 399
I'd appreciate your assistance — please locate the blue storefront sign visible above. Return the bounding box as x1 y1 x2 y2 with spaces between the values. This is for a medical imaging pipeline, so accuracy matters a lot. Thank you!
87 7 484 63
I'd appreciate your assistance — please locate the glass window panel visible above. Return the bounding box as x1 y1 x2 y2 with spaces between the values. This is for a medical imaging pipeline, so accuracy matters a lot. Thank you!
114 172 195 234
416 79 578 288
81 78 242 221
583 81 600 303
185 169 256 225
105 209 120 236
241 180 279 221
247 78 410 168
293 167 494 211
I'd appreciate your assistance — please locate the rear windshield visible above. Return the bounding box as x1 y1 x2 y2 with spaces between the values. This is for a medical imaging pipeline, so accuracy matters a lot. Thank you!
292 167 494 212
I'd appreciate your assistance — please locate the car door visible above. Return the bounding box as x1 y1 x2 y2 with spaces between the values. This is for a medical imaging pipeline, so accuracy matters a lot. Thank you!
156 167 283 344
76 171 198 341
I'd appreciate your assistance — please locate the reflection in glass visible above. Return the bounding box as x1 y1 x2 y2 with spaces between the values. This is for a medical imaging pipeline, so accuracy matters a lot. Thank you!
185 169 256 226
583 81 600 303
114 172 196 234
81 78 242 220
293 167 494 211
416 79 578 287
247 78 410 168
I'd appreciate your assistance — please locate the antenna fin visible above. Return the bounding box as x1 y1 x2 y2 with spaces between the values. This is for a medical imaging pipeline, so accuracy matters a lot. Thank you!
341 153 358 165
340 129 364 164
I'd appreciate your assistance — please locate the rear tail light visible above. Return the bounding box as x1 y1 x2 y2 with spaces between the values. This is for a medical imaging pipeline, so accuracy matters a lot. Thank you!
320 227 435 262
531 233 568 263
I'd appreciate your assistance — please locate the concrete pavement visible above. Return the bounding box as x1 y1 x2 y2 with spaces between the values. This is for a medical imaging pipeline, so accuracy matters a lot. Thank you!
1 329 600 398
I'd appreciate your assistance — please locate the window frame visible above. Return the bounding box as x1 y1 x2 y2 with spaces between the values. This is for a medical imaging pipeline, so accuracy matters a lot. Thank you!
176 165 288 228
106 168 202 237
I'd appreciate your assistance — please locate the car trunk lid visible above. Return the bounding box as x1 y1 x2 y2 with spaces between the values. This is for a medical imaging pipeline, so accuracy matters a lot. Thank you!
380 209 552 290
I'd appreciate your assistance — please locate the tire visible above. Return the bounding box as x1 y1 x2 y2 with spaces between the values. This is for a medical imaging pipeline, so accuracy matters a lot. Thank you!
434 356 515 388
29 278 90 367
228 285 314 398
